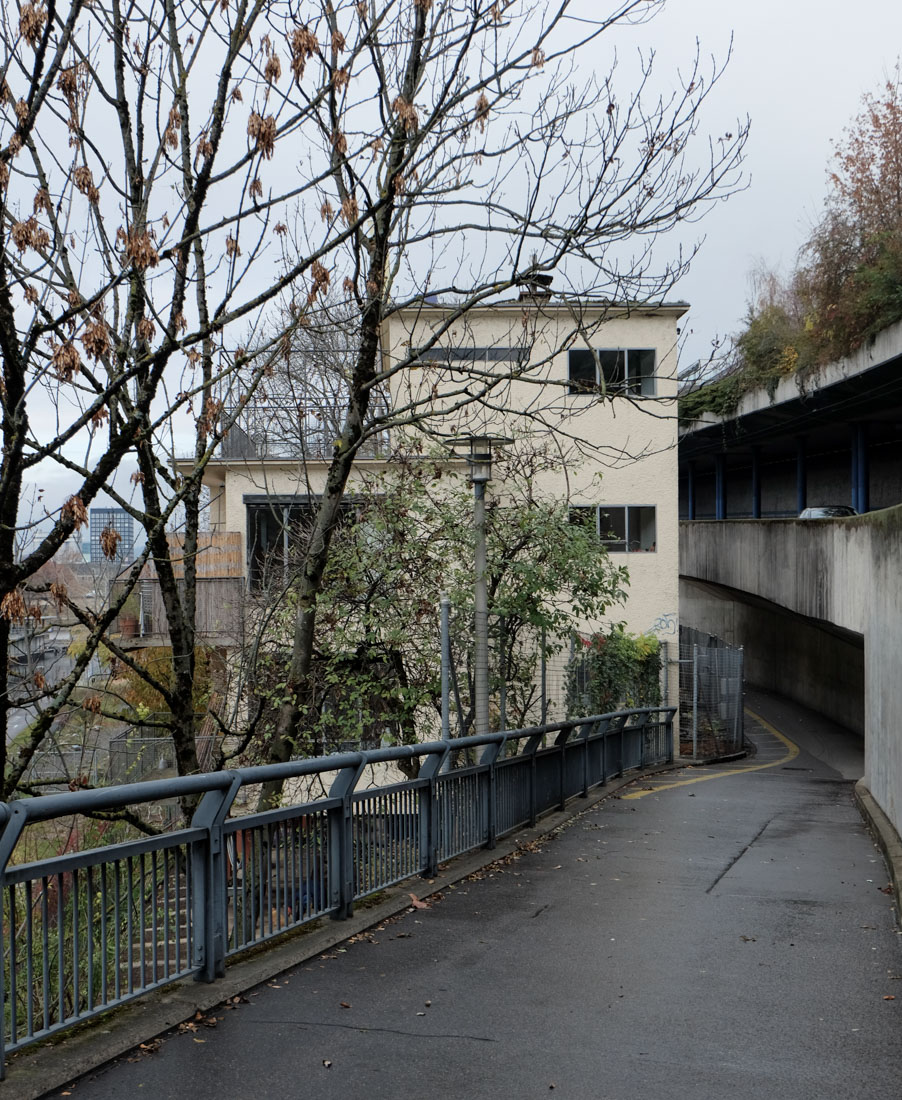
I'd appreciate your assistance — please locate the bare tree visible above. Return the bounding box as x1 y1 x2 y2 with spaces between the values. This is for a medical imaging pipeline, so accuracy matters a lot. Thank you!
0 0 746 806
243 2 747 803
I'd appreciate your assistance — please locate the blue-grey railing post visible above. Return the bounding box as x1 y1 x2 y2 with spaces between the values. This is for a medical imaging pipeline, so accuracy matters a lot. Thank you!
600 718 607 784
597 717 613 786
604 713 625 777
581 720 597 796
328 758 365 920
619 714 626 776
523 731 544 826
419 744 449 878
481 736 504 850
0 805 27 1080
635 710 651 766
554 725 574 809
190 775 241 982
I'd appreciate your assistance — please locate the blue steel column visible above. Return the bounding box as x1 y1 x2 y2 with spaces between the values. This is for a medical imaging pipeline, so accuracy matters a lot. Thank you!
796 437 807 514
855 423 870 513
687 462 696 520
751 447 761 518
714 454 727 520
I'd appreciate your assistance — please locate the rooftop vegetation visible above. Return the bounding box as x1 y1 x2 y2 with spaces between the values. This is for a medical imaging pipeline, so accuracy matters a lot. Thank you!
681 71 902 423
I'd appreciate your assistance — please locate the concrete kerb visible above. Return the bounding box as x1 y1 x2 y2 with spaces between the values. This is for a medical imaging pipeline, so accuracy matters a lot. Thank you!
4 760 681 1100
854 778 902 926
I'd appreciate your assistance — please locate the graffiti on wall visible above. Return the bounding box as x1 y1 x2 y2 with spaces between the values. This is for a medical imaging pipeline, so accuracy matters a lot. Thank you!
649 611 677 635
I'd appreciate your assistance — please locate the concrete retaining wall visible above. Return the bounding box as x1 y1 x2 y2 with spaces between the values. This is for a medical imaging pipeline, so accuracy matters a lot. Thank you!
680 507 902 837
680 578 864 735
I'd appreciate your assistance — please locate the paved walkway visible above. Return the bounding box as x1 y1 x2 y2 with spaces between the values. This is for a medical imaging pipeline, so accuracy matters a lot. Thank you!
41 692 900 1099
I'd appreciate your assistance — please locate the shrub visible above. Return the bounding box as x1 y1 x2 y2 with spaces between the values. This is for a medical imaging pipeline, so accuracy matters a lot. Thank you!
565 627 662 716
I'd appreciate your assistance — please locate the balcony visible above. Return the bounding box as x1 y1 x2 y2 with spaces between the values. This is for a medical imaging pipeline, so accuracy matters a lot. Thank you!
219 399 391 461
111 532 245 646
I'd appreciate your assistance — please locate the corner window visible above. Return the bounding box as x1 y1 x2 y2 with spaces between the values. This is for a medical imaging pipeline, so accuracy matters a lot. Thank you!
570 505 656 552
568 348 656 397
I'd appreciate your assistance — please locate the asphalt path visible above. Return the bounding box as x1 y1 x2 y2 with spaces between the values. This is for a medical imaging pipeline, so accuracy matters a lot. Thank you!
49 692 899 1099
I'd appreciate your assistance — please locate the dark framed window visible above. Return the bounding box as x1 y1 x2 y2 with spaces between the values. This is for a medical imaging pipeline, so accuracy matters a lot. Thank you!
416 345 530 365
569 505 656 552
568 348 656 396
246 495 362 588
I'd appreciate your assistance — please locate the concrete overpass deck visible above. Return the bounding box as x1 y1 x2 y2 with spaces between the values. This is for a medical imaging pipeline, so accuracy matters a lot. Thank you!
679 318 902 520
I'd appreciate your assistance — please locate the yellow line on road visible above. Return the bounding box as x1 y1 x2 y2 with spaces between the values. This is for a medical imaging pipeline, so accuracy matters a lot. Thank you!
621 707 800 800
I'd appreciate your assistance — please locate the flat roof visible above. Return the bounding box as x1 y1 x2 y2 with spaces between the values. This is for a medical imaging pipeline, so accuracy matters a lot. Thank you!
391 298 690 317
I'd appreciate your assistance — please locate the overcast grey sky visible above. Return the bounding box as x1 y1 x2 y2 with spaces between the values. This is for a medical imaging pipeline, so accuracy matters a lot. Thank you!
24 1 902 518
617 0 902 370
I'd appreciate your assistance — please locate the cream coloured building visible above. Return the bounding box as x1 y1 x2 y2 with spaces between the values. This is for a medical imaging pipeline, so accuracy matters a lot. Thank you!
193 297 686 701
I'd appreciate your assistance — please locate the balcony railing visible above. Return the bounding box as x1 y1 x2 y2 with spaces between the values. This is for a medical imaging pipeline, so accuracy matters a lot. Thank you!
111 577 244 643
220 399 391 460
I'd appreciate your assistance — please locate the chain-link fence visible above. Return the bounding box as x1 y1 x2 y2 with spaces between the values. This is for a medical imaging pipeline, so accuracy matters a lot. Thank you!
678 625 745 759
107 729 217 785
22 746 104 790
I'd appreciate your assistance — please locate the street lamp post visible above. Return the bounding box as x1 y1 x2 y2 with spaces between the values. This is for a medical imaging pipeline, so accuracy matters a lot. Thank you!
466 437 493 736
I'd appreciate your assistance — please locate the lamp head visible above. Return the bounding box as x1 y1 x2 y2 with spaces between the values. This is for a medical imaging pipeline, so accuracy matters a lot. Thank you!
467 435 493 484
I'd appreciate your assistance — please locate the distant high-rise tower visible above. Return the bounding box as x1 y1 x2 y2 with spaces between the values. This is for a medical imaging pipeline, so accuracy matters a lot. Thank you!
89 508 134 563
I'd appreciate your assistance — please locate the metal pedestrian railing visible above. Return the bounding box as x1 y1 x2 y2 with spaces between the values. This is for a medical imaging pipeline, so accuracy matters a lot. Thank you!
0 707 674 1075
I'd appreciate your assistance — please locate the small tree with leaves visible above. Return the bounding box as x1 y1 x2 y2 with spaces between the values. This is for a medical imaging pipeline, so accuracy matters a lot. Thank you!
242 445 629 774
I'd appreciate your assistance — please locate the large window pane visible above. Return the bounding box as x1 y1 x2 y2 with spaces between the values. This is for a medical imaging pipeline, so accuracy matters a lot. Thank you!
594 505 657 553
570 348 658 396
599 350 625 392
568 349 597 393
629 349 656 397
598 507 627 552
628 506 656 551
